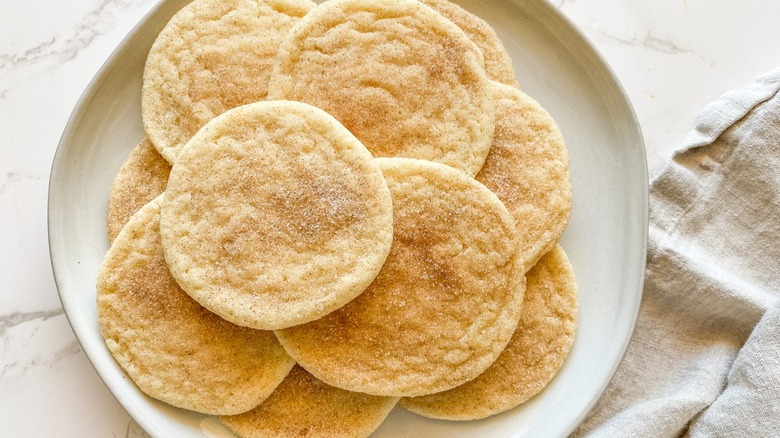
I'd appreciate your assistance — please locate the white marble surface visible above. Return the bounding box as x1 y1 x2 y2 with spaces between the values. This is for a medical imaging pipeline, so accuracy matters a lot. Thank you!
2 0 780 436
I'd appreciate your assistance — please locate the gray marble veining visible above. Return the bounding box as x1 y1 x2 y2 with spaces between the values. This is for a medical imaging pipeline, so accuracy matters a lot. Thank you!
1 0 137 72
0 308 64 337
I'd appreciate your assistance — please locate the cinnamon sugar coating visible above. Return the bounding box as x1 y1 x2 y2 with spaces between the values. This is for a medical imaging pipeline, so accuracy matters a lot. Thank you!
268 0 495 176
142 0 316 163
97 196 294 415
476 83 572 273
107 137 171 243
221 365 397 438
160 101 393 330
276 158 525 397
419 0 519 87
400 245 578 420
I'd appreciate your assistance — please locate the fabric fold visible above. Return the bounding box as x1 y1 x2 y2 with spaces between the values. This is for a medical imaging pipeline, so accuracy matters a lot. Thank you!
574 67 780 437
689 303 780 437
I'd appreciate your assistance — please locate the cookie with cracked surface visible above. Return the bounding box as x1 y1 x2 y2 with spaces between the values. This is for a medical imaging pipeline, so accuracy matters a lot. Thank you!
275 157 525 397
267 0 495 176
476 82 572 273
220 365 398 438
97 195 294 415
419 0 519 87
142 0 316 163
400 244 578 420
160 100 394 330
107 137 171 243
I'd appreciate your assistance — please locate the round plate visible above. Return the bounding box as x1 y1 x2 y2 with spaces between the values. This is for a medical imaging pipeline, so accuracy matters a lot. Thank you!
48 0 648 436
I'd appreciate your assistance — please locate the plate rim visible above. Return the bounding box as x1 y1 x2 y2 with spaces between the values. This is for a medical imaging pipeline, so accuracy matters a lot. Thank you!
47 0 184 432
531 3 649 435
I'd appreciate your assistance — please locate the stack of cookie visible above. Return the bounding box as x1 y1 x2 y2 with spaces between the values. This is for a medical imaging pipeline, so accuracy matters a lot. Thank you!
97 0 578 436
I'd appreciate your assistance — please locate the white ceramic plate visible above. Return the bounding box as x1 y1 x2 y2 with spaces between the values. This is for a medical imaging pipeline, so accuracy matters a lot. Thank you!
49 0 647 437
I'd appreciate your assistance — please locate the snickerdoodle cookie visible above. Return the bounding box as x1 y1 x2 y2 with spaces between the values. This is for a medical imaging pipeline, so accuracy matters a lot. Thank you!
220 365 398 438
476 83 572 273
267 0 496 176
419 0 518 87
160 100 393 330
400 245 578 420
107 137 171 243
276 158 525 397
97 195 295 415
142 0 316 163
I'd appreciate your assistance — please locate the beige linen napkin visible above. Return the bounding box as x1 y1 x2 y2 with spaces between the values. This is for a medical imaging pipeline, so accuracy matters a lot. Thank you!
573 68 780 437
